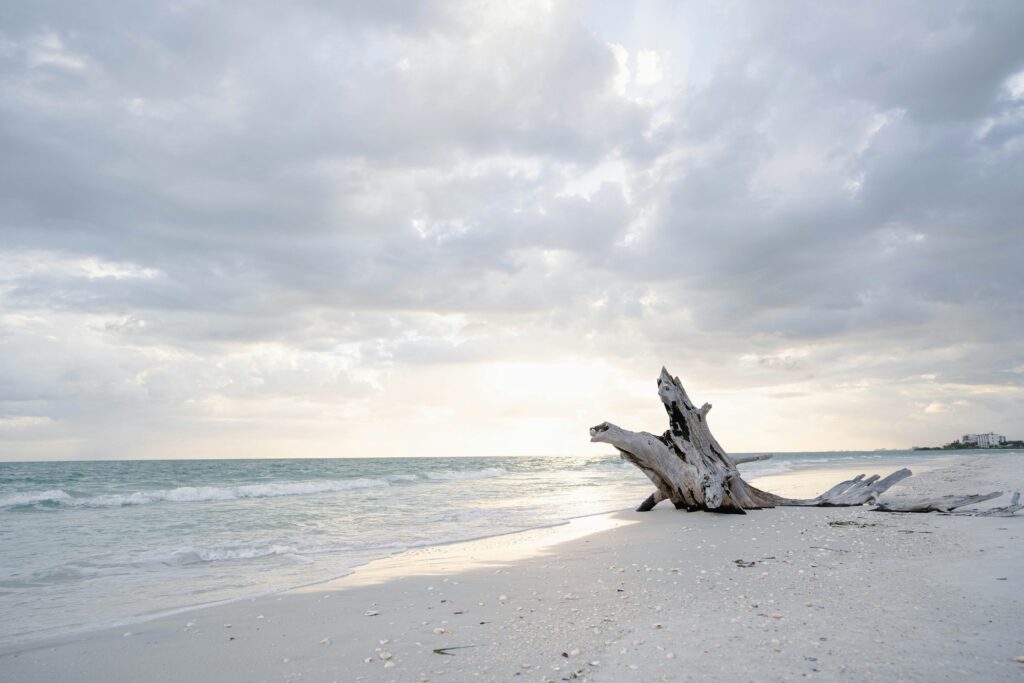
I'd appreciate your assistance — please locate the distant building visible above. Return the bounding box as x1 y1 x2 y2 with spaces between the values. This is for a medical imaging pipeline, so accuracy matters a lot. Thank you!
962 432 1007 448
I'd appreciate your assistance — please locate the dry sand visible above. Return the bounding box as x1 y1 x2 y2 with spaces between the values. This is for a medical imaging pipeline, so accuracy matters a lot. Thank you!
2 454 1022 682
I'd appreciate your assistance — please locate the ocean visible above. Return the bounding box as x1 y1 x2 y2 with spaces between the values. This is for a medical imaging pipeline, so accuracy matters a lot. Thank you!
0 450 977 647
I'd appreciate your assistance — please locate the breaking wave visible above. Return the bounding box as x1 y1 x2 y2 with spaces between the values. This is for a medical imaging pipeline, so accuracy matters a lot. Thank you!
423 467 508 481
1 467 511 511
0 478 391 510
0 489 73 508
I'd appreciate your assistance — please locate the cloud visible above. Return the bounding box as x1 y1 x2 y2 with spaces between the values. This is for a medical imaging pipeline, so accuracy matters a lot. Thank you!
1 1 1022 459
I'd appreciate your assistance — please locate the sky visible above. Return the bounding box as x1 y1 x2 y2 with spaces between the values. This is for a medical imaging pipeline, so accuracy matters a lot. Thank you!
1 1 1022 461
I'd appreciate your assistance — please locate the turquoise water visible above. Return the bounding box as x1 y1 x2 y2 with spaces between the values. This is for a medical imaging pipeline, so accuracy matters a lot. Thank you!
0 450 986 646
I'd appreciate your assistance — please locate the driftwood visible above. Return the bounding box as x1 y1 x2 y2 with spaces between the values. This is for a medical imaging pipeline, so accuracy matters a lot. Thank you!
874 490 1022 515
872 492 1002 513
975 491 1022 516
733 453 773 465
974 491 1024 518
590 368 912 514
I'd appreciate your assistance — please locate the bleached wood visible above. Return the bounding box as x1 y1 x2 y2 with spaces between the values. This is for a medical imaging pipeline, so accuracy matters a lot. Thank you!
974 491 1022 517
786 468 913 507
876 491 1021 516
733 454 773 465
591 368 913 513
873 491 1003 513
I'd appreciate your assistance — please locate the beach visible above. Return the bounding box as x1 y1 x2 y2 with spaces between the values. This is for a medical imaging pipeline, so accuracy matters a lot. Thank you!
4 2 1022 680
2 453 1021 682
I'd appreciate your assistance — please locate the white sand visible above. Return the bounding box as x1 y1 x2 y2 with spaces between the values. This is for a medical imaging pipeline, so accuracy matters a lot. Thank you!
2 454 1022 682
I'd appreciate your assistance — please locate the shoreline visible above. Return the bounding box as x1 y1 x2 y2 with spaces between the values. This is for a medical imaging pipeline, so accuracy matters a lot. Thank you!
0 452 953 651
0 508 644 652
3 454 1022 681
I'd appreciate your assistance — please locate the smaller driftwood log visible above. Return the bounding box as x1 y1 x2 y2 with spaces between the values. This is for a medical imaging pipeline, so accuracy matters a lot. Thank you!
874 490 1022 515
975 491 1023 516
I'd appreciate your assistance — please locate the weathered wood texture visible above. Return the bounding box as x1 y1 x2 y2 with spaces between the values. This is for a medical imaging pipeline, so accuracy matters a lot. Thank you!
590 368 912 514
733 453 773 465
974 491 1022 517
874 490 1020 514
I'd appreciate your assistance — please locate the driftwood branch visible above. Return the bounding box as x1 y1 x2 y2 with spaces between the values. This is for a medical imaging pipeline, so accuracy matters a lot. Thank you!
591 368 912 514
801 469 914 506
873 490 1020 514
733 453 773 465
873 492 1001 513
974 491 1022 517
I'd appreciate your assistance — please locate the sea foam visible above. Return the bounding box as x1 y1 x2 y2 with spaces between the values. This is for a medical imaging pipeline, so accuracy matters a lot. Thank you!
0 478 392 510
0 468 512 511
423 467 508 481
0 489 73 508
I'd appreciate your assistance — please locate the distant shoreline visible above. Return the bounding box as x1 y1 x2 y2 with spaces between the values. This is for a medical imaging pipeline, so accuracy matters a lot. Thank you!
913 443 1023 451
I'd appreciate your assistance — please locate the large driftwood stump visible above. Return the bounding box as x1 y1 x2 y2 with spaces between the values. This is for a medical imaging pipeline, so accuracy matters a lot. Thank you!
590 368 912 514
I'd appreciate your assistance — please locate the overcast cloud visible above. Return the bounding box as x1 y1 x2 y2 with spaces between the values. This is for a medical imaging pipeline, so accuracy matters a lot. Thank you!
1 0 1022 459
